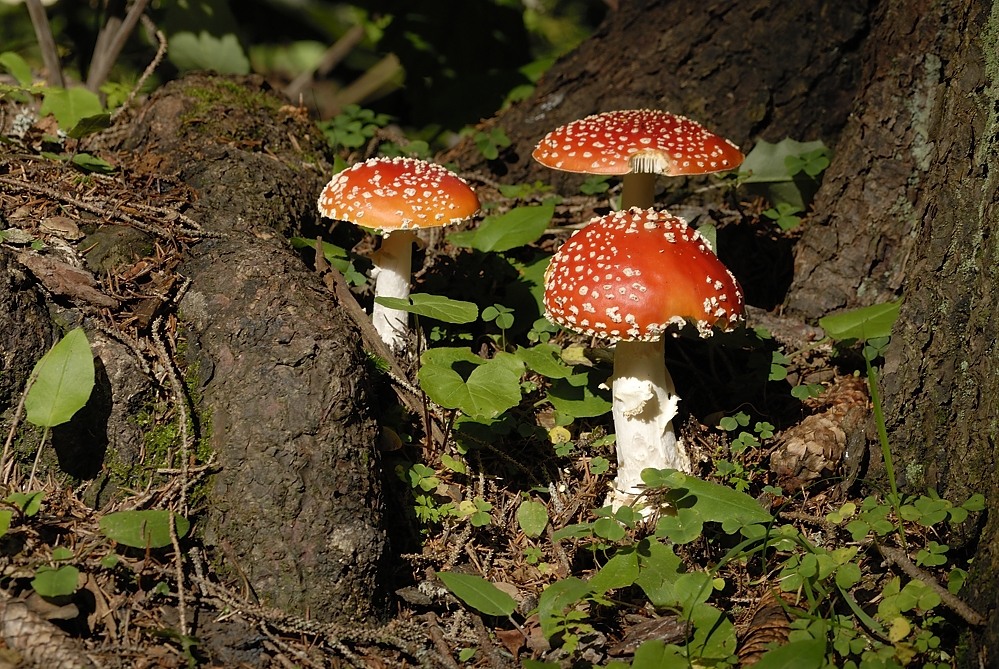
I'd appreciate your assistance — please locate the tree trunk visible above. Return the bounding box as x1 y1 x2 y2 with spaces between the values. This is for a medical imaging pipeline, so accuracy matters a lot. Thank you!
111 74 390 622
2 73 390 624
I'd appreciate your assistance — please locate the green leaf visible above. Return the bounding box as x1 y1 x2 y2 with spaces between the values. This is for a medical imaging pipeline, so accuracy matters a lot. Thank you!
418 347 522 418
5 491 45 517
451 201 555 252
514 343 574 379
168 31 250 74
25 328 95 428
588 550 639 593
71 152 116 174
0 510 11 538
641 469 773 533
654 507 704 544
67 113 111 140
516 499 549 538
39 87 104 133
0 51 33 87
32 565 80 598
819 300 901 342
546 373 612 418
634 540 684 608
739 138 828 184
630 639 686 668
51 546 74 561
437 572 516 617
750 637 826 669
375 293 478 324
537 577 592 638
99 510 190 549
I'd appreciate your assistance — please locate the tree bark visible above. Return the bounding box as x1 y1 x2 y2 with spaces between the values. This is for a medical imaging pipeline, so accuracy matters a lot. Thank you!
444 0 872 196
110 74 390 622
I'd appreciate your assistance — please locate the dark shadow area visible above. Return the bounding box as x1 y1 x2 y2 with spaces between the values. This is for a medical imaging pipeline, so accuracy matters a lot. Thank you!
52 357 112 480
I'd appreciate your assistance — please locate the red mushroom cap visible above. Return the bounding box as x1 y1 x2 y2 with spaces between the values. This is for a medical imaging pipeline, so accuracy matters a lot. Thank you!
317 157 480 233
544 208 744 342
532 109 744 177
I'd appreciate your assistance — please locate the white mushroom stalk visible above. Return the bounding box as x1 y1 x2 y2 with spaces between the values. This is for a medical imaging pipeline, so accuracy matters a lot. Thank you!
317 157 480 352
608 338 688 508
543 208 745 512
370 229 417 348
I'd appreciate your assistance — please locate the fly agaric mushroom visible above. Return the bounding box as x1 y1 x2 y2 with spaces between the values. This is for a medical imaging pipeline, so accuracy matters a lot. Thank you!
317 156 480 350
532 109 744 209
543 207 745 510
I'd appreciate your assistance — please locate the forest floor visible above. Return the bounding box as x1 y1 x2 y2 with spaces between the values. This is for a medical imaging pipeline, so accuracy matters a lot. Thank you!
0 111 983 669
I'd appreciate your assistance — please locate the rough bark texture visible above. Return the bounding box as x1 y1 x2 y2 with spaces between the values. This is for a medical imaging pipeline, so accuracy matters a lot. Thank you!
444 0 871 197
0 251 53 410
873 2 999 663
114 74 389 622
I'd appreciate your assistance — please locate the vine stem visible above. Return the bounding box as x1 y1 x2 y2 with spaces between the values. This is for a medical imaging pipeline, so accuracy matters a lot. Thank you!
865 356 906 547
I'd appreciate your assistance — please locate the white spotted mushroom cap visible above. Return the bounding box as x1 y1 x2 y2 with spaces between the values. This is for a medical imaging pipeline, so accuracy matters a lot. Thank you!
543 208 745 342
532 109 744 177
317 157 480 234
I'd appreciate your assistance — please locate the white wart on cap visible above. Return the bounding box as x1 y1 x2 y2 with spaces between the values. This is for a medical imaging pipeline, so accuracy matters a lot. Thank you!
544 208 745 341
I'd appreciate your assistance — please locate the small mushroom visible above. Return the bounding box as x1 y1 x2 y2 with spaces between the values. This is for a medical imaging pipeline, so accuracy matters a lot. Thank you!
543 207 745 509
532 109 744 208
317 157 480 351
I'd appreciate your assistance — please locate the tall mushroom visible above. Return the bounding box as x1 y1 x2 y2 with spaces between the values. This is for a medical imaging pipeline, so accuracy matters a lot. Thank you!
318 156 480 351
543 208 745 509
532 109 744 209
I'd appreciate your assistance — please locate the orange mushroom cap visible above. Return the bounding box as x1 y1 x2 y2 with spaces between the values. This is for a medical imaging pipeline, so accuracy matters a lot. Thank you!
317 157 480 233
544 208 745 342
532 109 744 177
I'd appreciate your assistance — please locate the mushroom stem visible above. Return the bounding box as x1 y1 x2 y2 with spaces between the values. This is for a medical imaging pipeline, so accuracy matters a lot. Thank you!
620 172 657 209
370 229 416 350
607 338 692 509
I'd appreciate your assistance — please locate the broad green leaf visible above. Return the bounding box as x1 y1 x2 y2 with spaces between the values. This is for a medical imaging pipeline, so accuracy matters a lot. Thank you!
634 540 684 608
451 200 555 252
514 343 574 379
0 510 11 538
738 138 828 184
376 293 478 324
654 507 704 544
67 113 111 139
437 571 516 617
819 300 901 342
631 639 685 669
641 469 772 533
71 152 116 173
537 577 592 638
25 328 95 428
51 546 74 561
169 31 250 74
516 499 548 538
99 510 190 549
0 51 33 87
5 491 45 517
588 549 640 593
32 565 80 598
750 637 826 669
418 347 522 418
39 87 104 132
687 602 737 660
546 372 612 418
